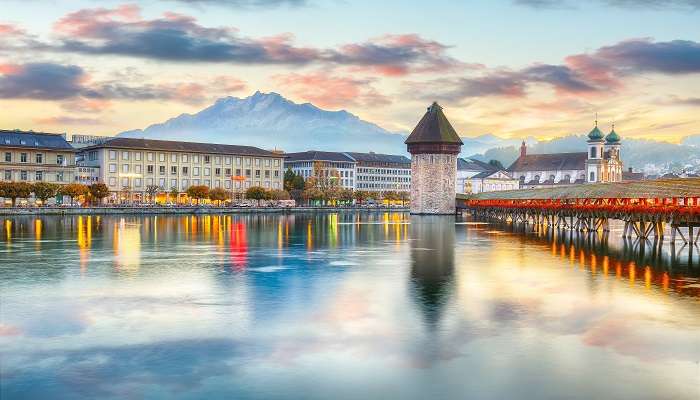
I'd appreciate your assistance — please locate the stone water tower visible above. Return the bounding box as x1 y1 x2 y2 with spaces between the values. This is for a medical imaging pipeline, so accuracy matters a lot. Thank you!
405 102 463 214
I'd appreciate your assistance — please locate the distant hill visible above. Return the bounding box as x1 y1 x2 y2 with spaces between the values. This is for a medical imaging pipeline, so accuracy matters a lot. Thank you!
119 91 700 170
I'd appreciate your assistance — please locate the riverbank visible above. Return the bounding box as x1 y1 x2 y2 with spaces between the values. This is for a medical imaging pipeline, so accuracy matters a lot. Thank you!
0 206 409 216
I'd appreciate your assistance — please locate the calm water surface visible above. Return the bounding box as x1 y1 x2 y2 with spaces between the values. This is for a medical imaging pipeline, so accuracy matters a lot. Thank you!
1 213 699 400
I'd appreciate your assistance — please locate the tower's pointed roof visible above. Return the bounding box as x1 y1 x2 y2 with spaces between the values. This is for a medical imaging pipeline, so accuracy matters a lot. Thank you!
405 102 463 145
605 124 621 143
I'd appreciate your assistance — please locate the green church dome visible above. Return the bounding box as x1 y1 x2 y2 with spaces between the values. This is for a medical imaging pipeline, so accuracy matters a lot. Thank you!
588 125 604 141
605 127 621 143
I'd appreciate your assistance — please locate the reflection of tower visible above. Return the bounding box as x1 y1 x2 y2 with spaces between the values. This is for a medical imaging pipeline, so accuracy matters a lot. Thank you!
409 216 455 328
406 103 463 214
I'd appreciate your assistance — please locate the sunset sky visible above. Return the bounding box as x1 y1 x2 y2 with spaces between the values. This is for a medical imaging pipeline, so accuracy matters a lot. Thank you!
1 0 699 142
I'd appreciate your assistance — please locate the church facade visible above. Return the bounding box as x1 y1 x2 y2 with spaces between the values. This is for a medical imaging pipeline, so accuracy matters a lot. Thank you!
508 123 623 189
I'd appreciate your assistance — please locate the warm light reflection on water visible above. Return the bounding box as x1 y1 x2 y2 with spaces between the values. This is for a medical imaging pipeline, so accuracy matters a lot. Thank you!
0 213 698 400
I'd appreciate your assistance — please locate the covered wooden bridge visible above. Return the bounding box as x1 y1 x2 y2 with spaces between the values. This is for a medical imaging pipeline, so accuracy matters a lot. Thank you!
456 178 700 243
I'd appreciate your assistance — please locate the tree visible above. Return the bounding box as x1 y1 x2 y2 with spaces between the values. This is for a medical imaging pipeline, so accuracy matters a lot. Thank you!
169 187 180 204
353 190 368 205
60 183 89 206
32 182 60 205
209 187 228 206
120 186 132 205
398 191 410 206
284 168 305 192
145 185 160 204
186 185 209 205
268 189 290 201
338 188 353 205
245 186 267 206
0 182 33 206
488 159 505 170
88 183 109 205
302 187 324 205
382 190 399 202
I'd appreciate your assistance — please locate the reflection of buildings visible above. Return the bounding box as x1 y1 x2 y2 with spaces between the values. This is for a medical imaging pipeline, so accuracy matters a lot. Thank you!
409 216 456 328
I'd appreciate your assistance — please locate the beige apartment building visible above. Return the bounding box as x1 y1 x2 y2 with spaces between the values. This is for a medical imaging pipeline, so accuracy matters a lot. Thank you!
0 130 76 184
78 137 284 203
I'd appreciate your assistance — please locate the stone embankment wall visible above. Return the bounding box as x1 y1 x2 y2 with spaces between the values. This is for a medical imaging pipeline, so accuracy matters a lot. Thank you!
0 206 408 216
410 153 457 214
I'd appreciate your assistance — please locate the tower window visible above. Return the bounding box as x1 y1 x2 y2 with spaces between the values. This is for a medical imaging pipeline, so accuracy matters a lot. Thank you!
590 147 597 158
590 172 595 182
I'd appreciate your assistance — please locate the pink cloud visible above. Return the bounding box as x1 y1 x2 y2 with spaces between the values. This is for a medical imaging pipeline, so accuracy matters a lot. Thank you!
274 72 391 109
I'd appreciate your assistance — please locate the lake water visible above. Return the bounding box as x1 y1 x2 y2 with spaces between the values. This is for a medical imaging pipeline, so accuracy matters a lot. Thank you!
1 213 699 400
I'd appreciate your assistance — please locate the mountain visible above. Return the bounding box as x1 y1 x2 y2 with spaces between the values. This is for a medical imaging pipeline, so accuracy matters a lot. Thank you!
120 91 408 153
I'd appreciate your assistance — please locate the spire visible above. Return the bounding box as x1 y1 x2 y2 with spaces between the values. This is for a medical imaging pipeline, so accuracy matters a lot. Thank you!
605 122 621 144
587 113 604 141
405 102 463 145
520 140 527 157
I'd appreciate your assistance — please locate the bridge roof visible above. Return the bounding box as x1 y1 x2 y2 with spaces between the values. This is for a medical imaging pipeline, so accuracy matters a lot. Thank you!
457 178 700 200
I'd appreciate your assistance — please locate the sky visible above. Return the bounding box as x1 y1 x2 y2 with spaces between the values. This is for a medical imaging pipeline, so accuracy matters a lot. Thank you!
0 0 699 142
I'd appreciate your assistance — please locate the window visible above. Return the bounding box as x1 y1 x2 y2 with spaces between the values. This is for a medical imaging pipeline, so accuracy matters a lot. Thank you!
204 155 211 164
265 170 270 178
590 147 597 158
590 172 595 182
122 164 129 173
20 171 27 180
225 168 231 176
121 177 129 188
182 166 189 175
193 179 200 186
193 167 200 176
146 178 153 186
235 169 241 176
4 152 10 162
225 157 231 165
255 170 260 178
245 169 251 177
35 171 43 181
170 179 177 189
274 159 280 167
159 153 165 162
215 168 221 176
159 166 166 175
20 153 27 163
147 152 154 162
122 151 129 160
549 175 555 182
193 155 199 163
35 153 43 164
236 157 241 166
533 175 540 182
109 150 117 160
170 154 177 163
225 180 231 189
181 179 188 189
134 178 142 187
135 152 141 161
109 164 117 173
147 165 154 174
215 156 221 165
135 165 142 174
265 159 270 167
245 158 251 166
204 167 210 176
171 166 177 175
108 177 117 186
255 158 260 166
56 155 64 165
274 170 279 178
564 174 571 182
159 178 166 188
56 172 64 182
182 154 188 163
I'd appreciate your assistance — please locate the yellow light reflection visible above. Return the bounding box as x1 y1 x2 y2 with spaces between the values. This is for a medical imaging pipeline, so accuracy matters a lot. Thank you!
114 218 141 271
5 219 11 241
644 266 652 289
628 261 636 285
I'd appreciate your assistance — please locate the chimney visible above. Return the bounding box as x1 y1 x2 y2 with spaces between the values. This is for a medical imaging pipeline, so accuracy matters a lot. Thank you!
628 167 633 172
520 141 527 158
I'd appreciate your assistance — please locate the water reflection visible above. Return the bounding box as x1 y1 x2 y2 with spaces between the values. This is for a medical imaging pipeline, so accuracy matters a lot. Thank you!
409 216 455 328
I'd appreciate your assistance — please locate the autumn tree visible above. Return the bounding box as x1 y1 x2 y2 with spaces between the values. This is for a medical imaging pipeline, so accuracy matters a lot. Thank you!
169 187 180 204
60 183 89 206
32 182 60 205
268 189 290 201
88 183 109 205
353 190 369 205
0 182 33 206
209 187 228 206
187 185 209 205
245 186 267 206
145 185 160 204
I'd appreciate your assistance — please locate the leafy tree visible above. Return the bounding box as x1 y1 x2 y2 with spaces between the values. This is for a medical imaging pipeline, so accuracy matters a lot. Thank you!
382 190 399 202
209 187 228 205
245 186 267 206
169 187 180 204
60 183 89 206
338 188 353 205
145 185 160 204
32 182 60 205
488 159 505 170
268 189 290 201
88 183 109 205
120 186 132 204
302 187 324 205
353 190 369 204
0 182 33 206
366 191 379 201
187 185 209 205
398 191 410 206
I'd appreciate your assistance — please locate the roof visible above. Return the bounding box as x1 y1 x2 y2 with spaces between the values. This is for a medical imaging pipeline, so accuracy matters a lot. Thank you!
83 137 276 157
0 130 74 151
507 152 587 172
457 178 700 200
284 150 354 163
588 125 604 141
345 152 410 165
622 171 644 181
605 128 621 143
458 158 494 172
405 102 463 145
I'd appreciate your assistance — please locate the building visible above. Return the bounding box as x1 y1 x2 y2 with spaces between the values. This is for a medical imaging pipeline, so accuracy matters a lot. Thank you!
622 167 645 181
284 151 411 193
456 158 496 193
78 137 284 203
469 170 520 194
347 152 410 193
0 130 76 184
405 102 463 214
284 151 356 189
508 122 623 188
69 134 112 148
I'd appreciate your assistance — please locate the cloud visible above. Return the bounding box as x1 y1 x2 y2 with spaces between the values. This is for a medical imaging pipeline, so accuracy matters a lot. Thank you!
0 62 247 106
0 63 86 100
514 0 700 9
35 116 103 125
274 72 391 108
171 0 308 7
581 38 700 75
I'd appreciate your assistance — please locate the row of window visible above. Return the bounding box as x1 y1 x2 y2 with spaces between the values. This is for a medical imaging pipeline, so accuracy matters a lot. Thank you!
357 168 410 175
3 152 66 165
356 183 410 190
357 175 410 183
107 164 280 179
2 170 65 181
107 177 280 190
106 150 280 167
